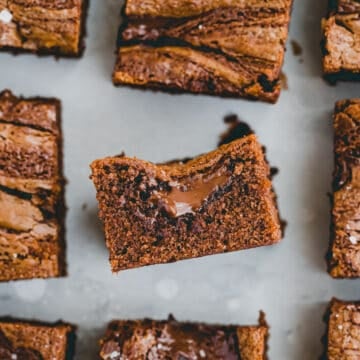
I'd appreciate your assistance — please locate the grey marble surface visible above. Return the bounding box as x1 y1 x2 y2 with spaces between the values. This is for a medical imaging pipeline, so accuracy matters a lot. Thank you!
0 0 360 359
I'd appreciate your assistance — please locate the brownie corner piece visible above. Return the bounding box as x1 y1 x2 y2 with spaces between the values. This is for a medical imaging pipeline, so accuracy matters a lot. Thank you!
327 99 360 278
0 318 76 359
113 0 293 102
90 127 282 272
100 313 269 360
0 89 66 281
0 0 88 57
323 298 360 359
321 0 360 81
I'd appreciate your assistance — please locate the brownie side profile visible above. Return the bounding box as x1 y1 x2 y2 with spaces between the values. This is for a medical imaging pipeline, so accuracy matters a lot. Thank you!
0 0 88 56
0 318 76 359
327 99 360 278
90 131 282 272
323 298 360 359
0 90 66 281
99 313 268 360
113 0 293 103
322 0 360 81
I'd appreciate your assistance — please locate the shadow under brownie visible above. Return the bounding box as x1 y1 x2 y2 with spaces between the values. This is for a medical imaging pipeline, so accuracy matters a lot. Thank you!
90 123 282 272
0 90 66 281
113 0 293 103
100 313 268 360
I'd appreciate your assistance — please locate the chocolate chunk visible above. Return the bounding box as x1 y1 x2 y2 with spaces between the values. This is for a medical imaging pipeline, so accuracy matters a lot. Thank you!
90 121 282 272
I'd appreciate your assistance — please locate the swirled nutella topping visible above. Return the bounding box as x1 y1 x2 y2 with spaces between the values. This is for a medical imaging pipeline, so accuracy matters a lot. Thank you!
155 171 230 217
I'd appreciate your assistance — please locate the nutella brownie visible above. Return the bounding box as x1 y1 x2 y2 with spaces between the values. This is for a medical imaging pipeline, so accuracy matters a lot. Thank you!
90 125 282 272
0 0 88 57
100 313 268 360
0 318 76 359
0 90 66 281
322 0 360 81
113 0 294 103
327 99 360 278
323 298 360 359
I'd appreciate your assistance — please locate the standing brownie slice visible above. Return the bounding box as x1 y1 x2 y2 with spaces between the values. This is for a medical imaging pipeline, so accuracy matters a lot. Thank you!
328 99 360 278
0 318 76 359
0 90 66 281
323 298 360 359
90 127 282 272
113 0 293 103
322 0 360 81
100 313 268 360
0 0 88 57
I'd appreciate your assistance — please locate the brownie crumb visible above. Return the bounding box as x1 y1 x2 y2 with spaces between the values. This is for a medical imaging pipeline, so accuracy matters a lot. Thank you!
290 40 303 56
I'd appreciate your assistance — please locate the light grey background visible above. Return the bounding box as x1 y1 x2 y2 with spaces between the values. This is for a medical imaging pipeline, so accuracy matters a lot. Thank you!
1 0 360 358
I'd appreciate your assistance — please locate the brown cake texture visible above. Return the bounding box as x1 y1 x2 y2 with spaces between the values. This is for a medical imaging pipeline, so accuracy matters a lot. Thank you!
0 0 88 56
0 318 76 359
0 90 66 281
99 313 268 360
322 0 360 81
90 124 282 272
113 0 293 103
323 298 360 359
327 99 360 278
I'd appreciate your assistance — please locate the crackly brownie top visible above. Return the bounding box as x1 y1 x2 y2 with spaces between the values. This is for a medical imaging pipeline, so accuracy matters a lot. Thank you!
0 320 73 360
0 90 64 281
326 299 360 359
100 315 268 360
329 99 360 278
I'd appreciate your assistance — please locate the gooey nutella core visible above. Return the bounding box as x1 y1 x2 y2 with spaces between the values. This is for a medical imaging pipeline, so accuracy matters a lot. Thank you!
156 171 230 217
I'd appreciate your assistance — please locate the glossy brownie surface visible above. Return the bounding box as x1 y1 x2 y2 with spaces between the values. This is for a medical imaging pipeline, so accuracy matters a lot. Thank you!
0 0 87 56
100 314 268 360
0 90 66 281
328 99 360 278
113 0 293 102
322 0 360 80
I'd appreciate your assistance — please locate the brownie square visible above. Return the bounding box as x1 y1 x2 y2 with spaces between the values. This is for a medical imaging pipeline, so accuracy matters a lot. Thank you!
0 0 88 57
90 124 282 272
323 298 360 359
0 90 66 281
0 318 76 359
322 0 360 81
113 0 293 103
327 99 360 278
100 314 268 360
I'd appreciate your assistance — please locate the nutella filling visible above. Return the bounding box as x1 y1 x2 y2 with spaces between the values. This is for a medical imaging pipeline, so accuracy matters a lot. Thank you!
155 171 230 217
